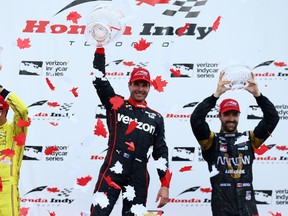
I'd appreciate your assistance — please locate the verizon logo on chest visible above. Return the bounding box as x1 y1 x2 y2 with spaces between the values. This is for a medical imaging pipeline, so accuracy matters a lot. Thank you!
117 113 155 134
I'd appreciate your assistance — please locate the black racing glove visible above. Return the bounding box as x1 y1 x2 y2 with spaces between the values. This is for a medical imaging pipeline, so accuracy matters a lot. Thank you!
93 47 106 75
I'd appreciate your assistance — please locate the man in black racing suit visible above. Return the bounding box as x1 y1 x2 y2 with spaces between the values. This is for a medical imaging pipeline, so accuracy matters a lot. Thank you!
190 71 279 216
90 47 170 216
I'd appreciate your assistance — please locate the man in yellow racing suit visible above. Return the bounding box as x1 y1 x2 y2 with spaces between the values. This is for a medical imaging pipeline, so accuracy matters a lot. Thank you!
0 85 29 216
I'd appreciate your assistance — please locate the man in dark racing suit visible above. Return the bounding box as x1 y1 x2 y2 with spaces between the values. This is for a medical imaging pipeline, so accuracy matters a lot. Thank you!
90 47 170 216
190 71 279 216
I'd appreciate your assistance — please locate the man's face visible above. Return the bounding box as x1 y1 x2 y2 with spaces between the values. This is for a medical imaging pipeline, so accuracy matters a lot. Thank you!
128 80 150 102
219 110 240 132
0 109 7 122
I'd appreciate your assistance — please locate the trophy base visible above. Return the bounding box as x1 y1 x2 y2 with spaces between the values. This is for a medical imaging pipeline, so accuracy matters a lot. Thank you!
86 22 111 47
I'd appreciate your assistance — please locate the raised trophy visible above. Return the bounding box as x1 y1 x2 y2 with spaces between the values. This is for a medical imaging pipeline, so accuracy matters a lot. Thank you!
85 4 126 47
222 65 252 90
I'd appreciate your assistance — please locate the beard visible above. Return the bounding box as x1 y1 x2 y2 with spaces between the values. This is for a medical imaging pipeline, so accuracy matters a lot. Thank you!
221 121 238 132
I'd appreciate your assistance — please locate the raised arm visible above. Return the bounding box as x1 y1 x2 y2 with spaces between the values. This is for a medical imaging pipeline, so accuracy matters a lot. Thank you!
245 73 279 148
0 87 28 135
92 48 116 110
190 71 229 150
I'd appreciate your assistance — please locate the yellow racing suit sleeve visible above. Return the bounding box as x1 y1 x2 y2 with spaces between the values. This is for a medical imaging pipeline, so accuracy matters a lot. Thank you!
0 89 28 216
6 92 29 136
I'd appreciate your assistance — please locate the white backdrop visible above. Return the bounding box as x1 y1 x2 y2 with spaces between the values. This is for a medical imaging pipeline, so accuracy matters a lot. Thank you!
1 0 288 215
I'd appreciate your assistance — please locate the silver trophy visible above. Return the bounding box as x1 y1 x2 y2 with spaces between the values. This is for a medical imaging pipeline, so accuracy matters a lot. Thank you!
222 65 252 90
85 4 126 47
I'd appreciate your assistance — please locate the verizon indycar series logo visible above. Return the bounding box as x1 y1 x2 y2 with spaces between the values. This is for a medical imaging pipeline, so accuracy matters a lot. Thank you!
248 103 288 121
19 60 69 77
23 145 69 161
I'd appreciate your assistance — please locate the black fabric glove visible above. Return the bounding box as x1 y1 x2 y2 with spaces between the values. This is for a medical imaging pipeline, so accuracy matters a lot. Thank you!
93 47 106 75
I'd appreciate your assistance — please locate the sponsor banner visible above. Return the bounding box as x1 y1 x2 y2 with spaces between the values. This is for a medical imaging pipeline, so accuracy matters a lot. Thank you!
0 0 287 215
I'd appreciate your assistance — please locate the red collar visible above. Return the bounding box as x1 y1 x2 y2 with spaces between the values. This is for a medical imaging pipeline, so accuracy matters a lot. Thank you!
128 97 147 108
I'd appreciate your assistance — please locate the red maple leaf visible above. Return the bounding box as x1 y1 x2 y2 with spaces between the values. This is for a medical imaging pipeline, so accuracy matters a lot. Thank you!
254 144 269 155
67 11 82 24
17 118 31 127
45 146 59 155
136 0 169 6
178 23 190 36
45 77 55 91
212 16 222 31
125 120 137 135
156 211 163 216
170 68 181 77
274 62 287 67
109 96 124 110
125 141 135 151
152 76 168 92
49 122 59 126
123 61 135 66
179 165 192 172
77 175 92 186
0 148 15 160
47 187 60 193
134 38 150 51
48 211 56 216
17 38 31 49
276 145 288 151
47 102 60 107
70 87 79 97
104 175 121 190
20 207 29 216
94 118 107 138
268 212 282 216
200 187 212 193
13 132 26 146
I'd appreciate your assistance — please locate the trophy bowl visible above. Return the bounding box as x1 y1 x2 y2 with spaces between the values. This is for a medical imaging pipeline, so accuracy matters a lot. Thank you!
85 4 126 47
222 65 252 90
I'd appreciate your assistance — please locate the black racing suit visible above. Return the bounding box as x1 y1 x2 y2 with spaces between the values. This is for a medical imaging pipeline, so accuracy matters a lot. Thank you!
90 51 169 216
190 94 279 216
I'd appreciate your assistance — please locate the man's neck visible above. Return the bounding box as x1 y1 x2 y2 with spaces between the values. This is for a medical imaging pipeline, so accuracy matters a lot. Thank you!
128 97 147 108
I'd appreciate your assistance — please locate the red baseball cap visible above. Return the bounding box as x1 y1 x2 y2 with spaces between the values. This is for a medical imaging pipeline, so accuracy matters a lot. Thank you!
0 95 9 110
129 68 151 84
219 98 240 113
